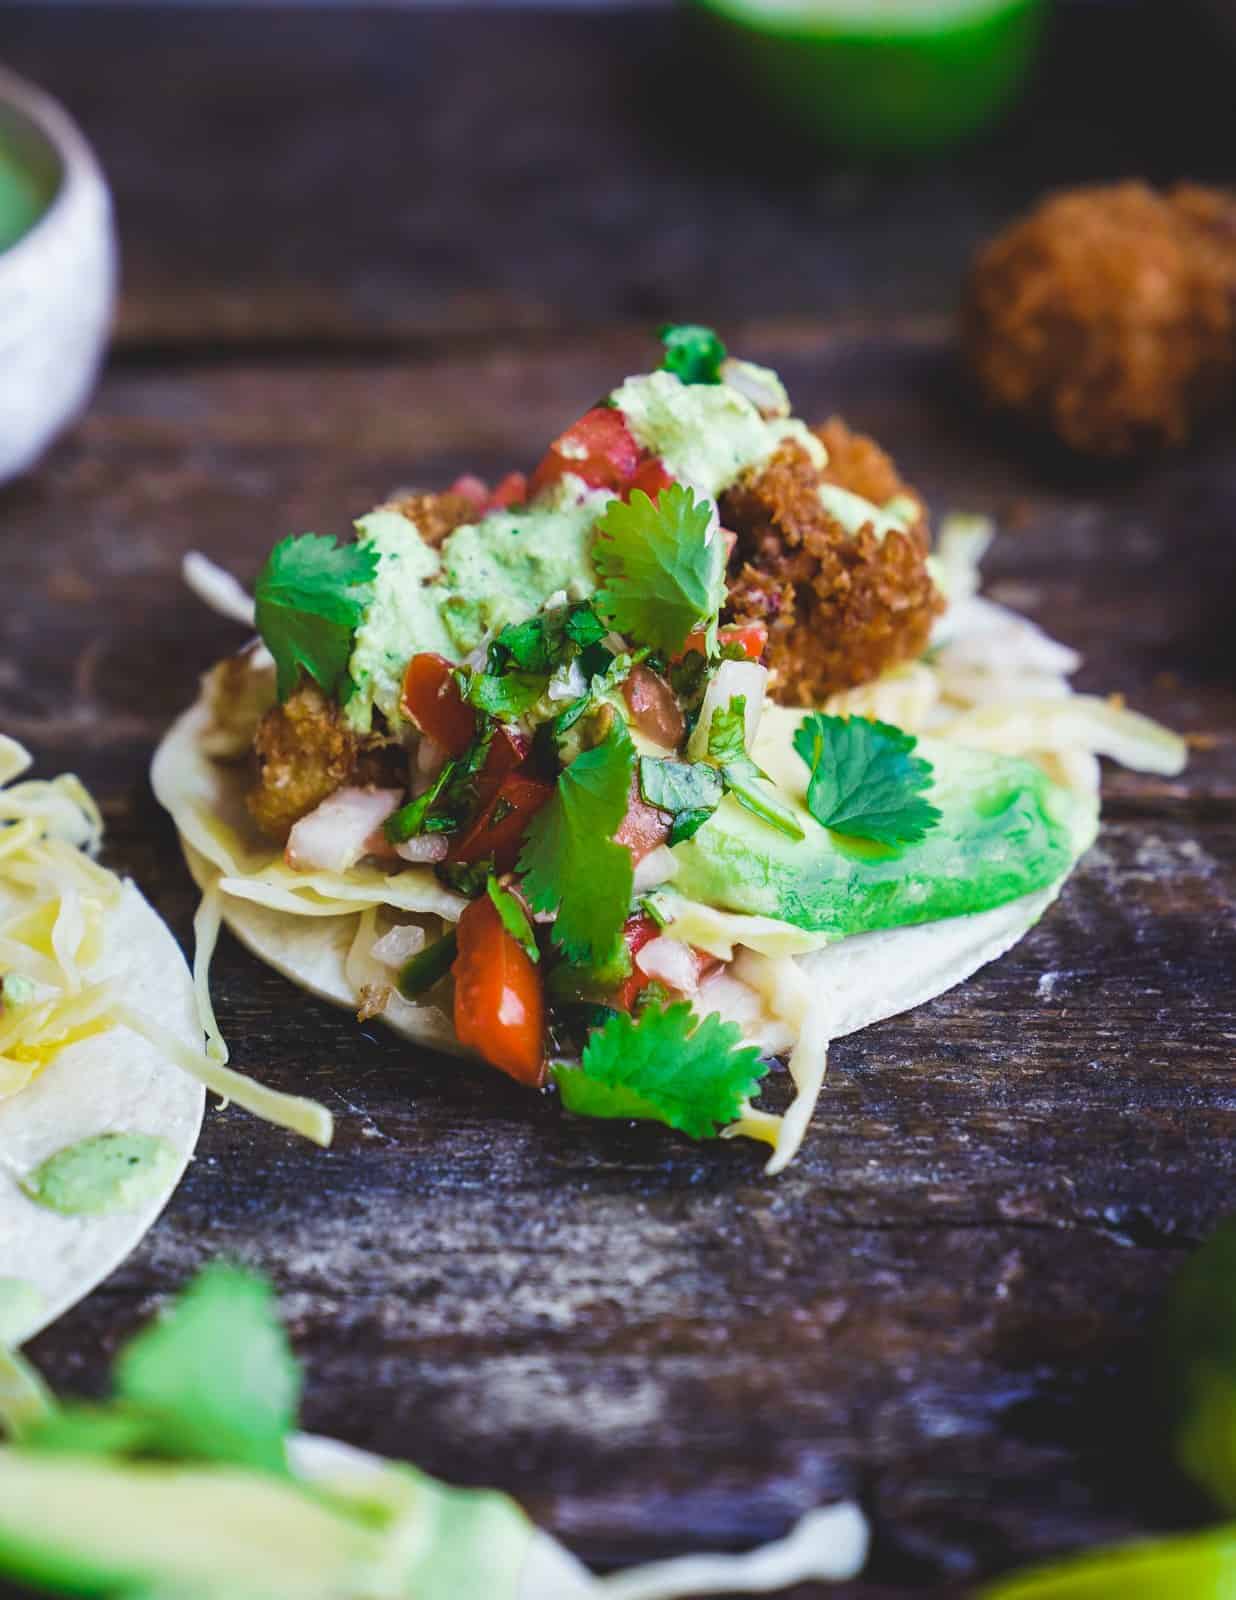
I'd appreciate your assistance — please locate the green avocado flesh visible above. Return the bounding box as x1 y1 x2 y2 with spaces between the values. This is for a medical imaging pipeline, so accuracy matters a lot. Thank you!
20 1133 179 1218
671 722 1084 936
0 1453 384 1599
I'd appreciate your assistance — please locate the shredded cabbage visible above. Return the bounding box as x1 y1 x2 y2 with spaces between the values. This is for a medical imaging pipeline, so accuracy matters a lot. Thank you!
0 738 332 1146
597 1501 869 1598
935 695 1188 776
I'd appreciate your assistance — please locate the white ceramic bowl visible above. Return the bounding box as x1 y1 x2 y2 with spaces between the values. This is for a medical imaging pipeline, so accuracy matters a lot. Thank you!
0 65 115 484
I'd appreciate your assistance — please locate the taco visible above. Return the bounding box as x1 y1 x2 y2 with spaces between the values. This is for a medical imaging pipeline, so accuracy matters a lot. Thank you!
0 739 333 1345
153 325 1185 1171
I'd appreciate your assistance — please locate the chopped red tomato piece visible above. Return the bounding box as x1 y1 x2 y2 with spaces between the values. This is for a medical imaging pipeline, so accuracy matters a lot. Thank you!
453 892 546 1087
476 724 530 801
488 471 527 509
622 664 685 750
614 774 672 864
626 457 674 502
611 911 719 1012
449 771 553 872
400 653 476 756
675 621 769 664
528 407 642 498
448 474 489 512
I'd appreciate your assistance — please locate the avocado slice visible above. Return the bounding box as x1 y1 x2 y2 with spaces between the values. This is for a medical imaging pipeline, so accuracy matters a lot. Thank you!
670 715 1092 937
0 1450 394 1599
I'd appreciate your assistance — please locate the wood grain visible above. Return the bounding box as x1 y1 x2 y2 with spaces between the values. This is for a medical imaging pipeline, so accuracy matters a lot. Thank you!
4 3 1236 349
3 3 1236 1589
2 329 1234 1591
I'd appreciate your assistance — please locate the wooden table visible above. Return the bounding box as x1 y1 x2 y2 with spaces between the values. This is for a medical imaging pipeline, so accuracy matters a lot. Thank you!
3 5 1235 1591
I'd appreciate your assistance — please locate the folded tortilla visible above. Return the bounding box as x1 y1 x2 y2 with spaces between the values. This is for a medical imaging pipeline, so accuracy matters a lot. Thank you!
0 834 203 1345
151 573 1134 1172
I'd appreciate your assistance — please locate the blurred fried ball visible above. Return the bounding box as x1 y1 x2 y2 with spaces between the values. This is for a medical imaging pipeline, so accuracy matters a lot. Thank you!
721 418 942 704
963 181 1236 458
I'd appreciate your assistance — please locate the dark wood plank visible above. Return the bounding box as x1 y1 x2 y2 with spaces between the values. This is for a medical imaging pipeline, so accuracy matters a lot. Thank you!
3 329 1235 1590
4 3 1236 348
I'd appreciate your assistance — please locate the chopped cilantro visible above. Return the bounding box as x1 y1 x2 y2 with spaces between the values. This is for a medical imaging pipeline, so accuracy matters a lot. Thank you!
465 669 548 721
638 756 723 845
658 323 727 386
253 534 378 702
593 484 724 657
704 696 805 842
553 1001 768 1140
486 877 539 963
518 718 635 968
794 712 941 846
705 697 748 765
397 930 459 998
26 1266 298 1477
385 756 459 843
437 858 494 898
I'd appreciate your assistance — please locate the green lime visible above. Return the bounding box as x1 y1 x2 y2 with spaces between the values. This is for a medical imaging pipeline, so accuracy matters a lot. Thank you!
684 0 1047 153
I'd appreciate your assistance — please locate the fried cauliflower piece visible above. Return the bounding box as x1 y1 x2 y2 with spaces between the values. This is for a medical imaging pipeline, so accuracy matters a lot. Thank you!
247 683 405 842
388 490 480 549
721 418 943 704
964 181 1236 457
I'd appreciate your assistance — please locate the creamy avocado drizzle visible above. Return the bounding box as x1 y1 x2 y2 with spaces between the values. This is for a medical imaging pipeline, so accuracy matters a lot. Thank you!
20 1132 180 1218
344 364 820 733
611 369 824 497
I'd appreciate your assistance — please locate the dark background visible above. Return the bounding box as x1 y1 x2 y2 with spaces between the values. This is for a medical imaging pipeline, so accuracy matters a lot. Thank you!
2 3 1235 1594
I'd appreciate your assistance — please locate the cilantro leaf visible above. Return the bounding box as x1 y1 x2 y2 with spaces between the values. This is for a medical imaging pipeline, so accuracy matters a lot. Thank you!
705 697 748 765
593 484 724 657
466 669 548 721
27 1266 298 1476
793 712 941 846
518 718 635 967
658 323 727 386
553 1001 768 1140
638 756 723 845
113 1265 298 1475
703 697 805 842
487 877 539 963
254 534 378 701
385 754 459 843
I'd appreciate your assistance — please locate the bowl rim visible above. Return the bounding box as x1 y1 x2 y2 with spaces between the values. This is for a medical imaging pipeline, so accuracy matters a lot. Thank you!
0 62 104 266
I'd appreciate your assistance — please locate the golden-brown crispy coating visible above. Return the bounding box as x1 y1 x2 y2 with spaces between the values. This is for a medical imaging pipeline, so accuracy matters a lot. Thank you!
721 418 942 704
389 490 479 549
964 181 1236 457
245 679 403 842
248 684 359 841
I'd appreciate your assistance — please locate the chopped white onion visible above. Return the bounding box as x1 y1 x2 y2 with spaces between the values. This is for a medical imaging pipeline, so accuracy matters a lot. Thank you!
394 834 449 865
688 659 767 762
635 935 701 995
369 922 428 969
285 788 403 874
632 845 678 895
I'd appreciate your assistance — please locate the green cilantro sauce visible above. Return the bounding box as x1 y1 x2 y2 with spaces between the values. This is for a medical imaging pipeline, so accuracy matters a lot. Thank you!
0 137 48 254
611 369 823 497
20 1132 180 1218
346 484 612 732
345 365 814 732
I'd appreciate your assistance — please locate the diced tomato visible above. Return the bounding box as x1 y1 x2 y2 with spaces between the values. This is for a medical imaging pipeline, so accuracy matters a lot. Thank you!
452 892 546 1087
626 457 674 502
622 664 685 750
611 911 719 1012
528 407 643 498
400 653 476 757
476 724 530 801
488 471 528 509
449 771 553 872
449 474 490 512
615 774 672 865
675 620 769 664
